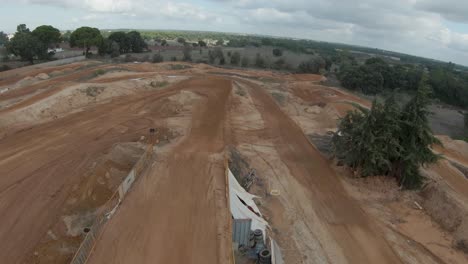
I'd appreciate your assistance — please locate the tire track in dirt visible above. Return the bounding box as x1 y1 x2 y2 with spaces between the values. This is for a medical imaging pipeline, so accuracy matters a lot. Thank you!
239 78 403 263
86 76 233 264
0 82 187 263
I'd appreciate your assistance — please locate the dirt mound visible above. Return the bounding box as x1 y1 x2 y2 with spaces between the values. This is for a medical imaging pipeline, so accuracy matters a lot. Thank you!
35 73 50 80
420 181 468 253
27 142 146 263
420 182 463 231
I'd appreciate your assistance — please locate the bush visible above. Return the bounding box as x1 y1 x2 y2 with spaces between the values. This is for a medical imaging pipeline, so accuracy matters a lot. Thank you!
124 54 134 62
208 48 224 65
273 58 286 70
272 48 283 57
0 65 11 72
152 53 164 63
183 46 192 61
171 56 177 61
94 69 106 76
241 57 249 67
298 57 325 74
255 54 266 68
230 51 241 65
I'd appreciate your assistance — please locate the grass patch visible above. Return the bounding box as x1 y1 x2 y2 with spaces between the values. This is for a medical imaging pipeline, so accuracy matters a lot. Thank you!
94 69 106 76
83 86 105 97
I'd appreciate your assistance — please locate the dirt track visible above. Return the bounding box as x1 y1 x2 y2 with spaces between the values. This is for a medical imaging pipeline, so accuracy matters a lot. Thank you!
240 78 402 263
87 77 232 264
1 61 467 263
0 80 183 263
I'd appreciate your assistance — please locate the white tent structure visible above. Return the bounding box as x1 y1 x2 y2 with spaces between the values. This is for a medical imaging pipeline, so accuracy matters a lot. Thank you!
228 169 268 236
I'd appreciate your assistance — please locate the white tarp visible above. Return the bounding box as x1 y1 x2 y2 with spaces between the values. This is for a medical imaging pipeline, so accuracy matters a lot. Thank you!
271 239 284 264
229 169 268 235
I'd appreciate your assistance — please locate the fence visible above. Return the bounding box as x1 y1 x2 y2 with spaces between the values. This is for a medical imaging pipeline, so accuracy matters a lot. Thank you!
70 146 153 264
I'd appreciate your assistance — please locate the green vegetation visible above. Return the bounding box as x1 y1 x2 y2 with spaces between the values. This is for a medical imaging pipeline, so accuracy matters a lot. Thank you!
332 77 440 189
183 46 192 61
101 31 147 56
0 32 8 47
6 24 61 63
94 69 106 76
7 24 42 63
339 57 468 109
208 48 224 64
230 51 241 66
70 27 103 57
32 25 61 59
152 53 163 63
255 53 266 68
272 48 282 57
241 56 249 67
298 57 325 74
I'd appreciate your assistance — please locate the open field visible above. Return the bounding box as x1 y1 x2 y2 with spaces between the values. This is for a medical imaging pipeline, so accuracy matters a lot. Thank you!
0 60 468 263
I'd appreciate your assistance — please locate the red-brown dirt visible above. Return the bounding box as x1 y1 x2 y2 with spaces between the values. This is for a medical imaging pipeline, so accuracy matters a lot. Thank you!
240 78 402 263
0 81 185 263
1 61 467 264
86 77 232 264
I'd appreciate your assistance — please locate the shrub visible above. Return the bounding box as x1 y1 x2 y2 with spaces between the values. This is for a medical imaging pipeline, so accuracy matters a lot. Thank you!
298 57 325 74
255 54 266 68
0 65 11 72
230 51 241 65
183 46 192 61
152 53 164 63
272 48 283 57
94 69 105 76
241 57 249 67
273 58 286 70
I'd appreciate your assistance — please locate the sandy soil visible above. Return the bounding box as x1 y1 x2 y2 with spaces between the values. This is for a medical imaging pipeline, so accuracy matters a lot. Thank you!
87 77 233 264
0 65 196 263
1 60 467 264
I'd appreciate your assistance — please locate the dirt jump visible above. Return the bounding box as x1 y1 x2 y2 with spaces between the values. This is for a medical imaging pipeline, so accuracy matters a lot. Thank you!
0 61 467 264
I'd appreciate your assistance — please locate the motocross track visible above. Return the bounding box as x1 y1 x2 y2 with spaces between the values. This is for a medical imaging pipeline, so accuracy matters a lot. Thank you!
0 61 467 264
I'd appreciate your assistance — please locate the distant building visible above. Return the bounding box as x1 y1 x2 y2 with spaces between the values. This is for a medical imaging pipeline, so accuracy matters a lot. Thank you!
48 47 64 53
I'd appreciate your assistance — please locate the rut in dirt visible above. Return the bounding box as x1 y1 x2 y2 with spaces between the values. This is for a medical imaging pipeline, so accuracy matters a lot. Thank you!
86 76 233 264
237 78 403 264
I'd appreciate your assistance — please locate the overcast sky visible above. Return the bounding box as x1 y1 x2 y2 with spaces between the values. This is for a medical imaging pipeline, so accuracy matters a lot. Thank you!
2 0 468 65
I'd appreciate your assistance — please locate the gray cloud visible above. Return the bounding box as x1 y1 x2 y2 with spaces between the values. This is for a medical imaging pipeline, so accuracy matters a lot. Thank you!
3 0 468 64
415 0 468 23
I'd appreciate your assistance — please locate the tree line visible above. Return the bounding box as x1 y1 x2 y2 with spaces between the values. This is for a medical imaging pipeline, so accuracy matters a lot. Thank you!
3 24 148 63
338 56 468 109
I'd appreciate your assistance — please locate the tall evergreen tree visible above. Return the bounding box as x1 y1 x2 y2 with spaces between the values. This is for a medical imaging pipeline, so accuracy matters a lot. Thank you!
333 75 440 189
396 76 440 188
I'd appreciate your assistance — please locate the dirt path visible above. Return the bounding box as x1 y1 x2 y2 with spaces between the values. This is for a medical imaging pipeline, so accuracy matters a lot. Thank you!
241 78 403 263
86 77 233 264
0 84 184 263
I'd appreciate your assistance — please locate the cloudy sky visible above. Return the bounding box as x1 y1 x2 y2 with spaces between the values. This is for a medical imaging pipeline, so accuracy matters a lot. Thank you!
2 0 468 65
